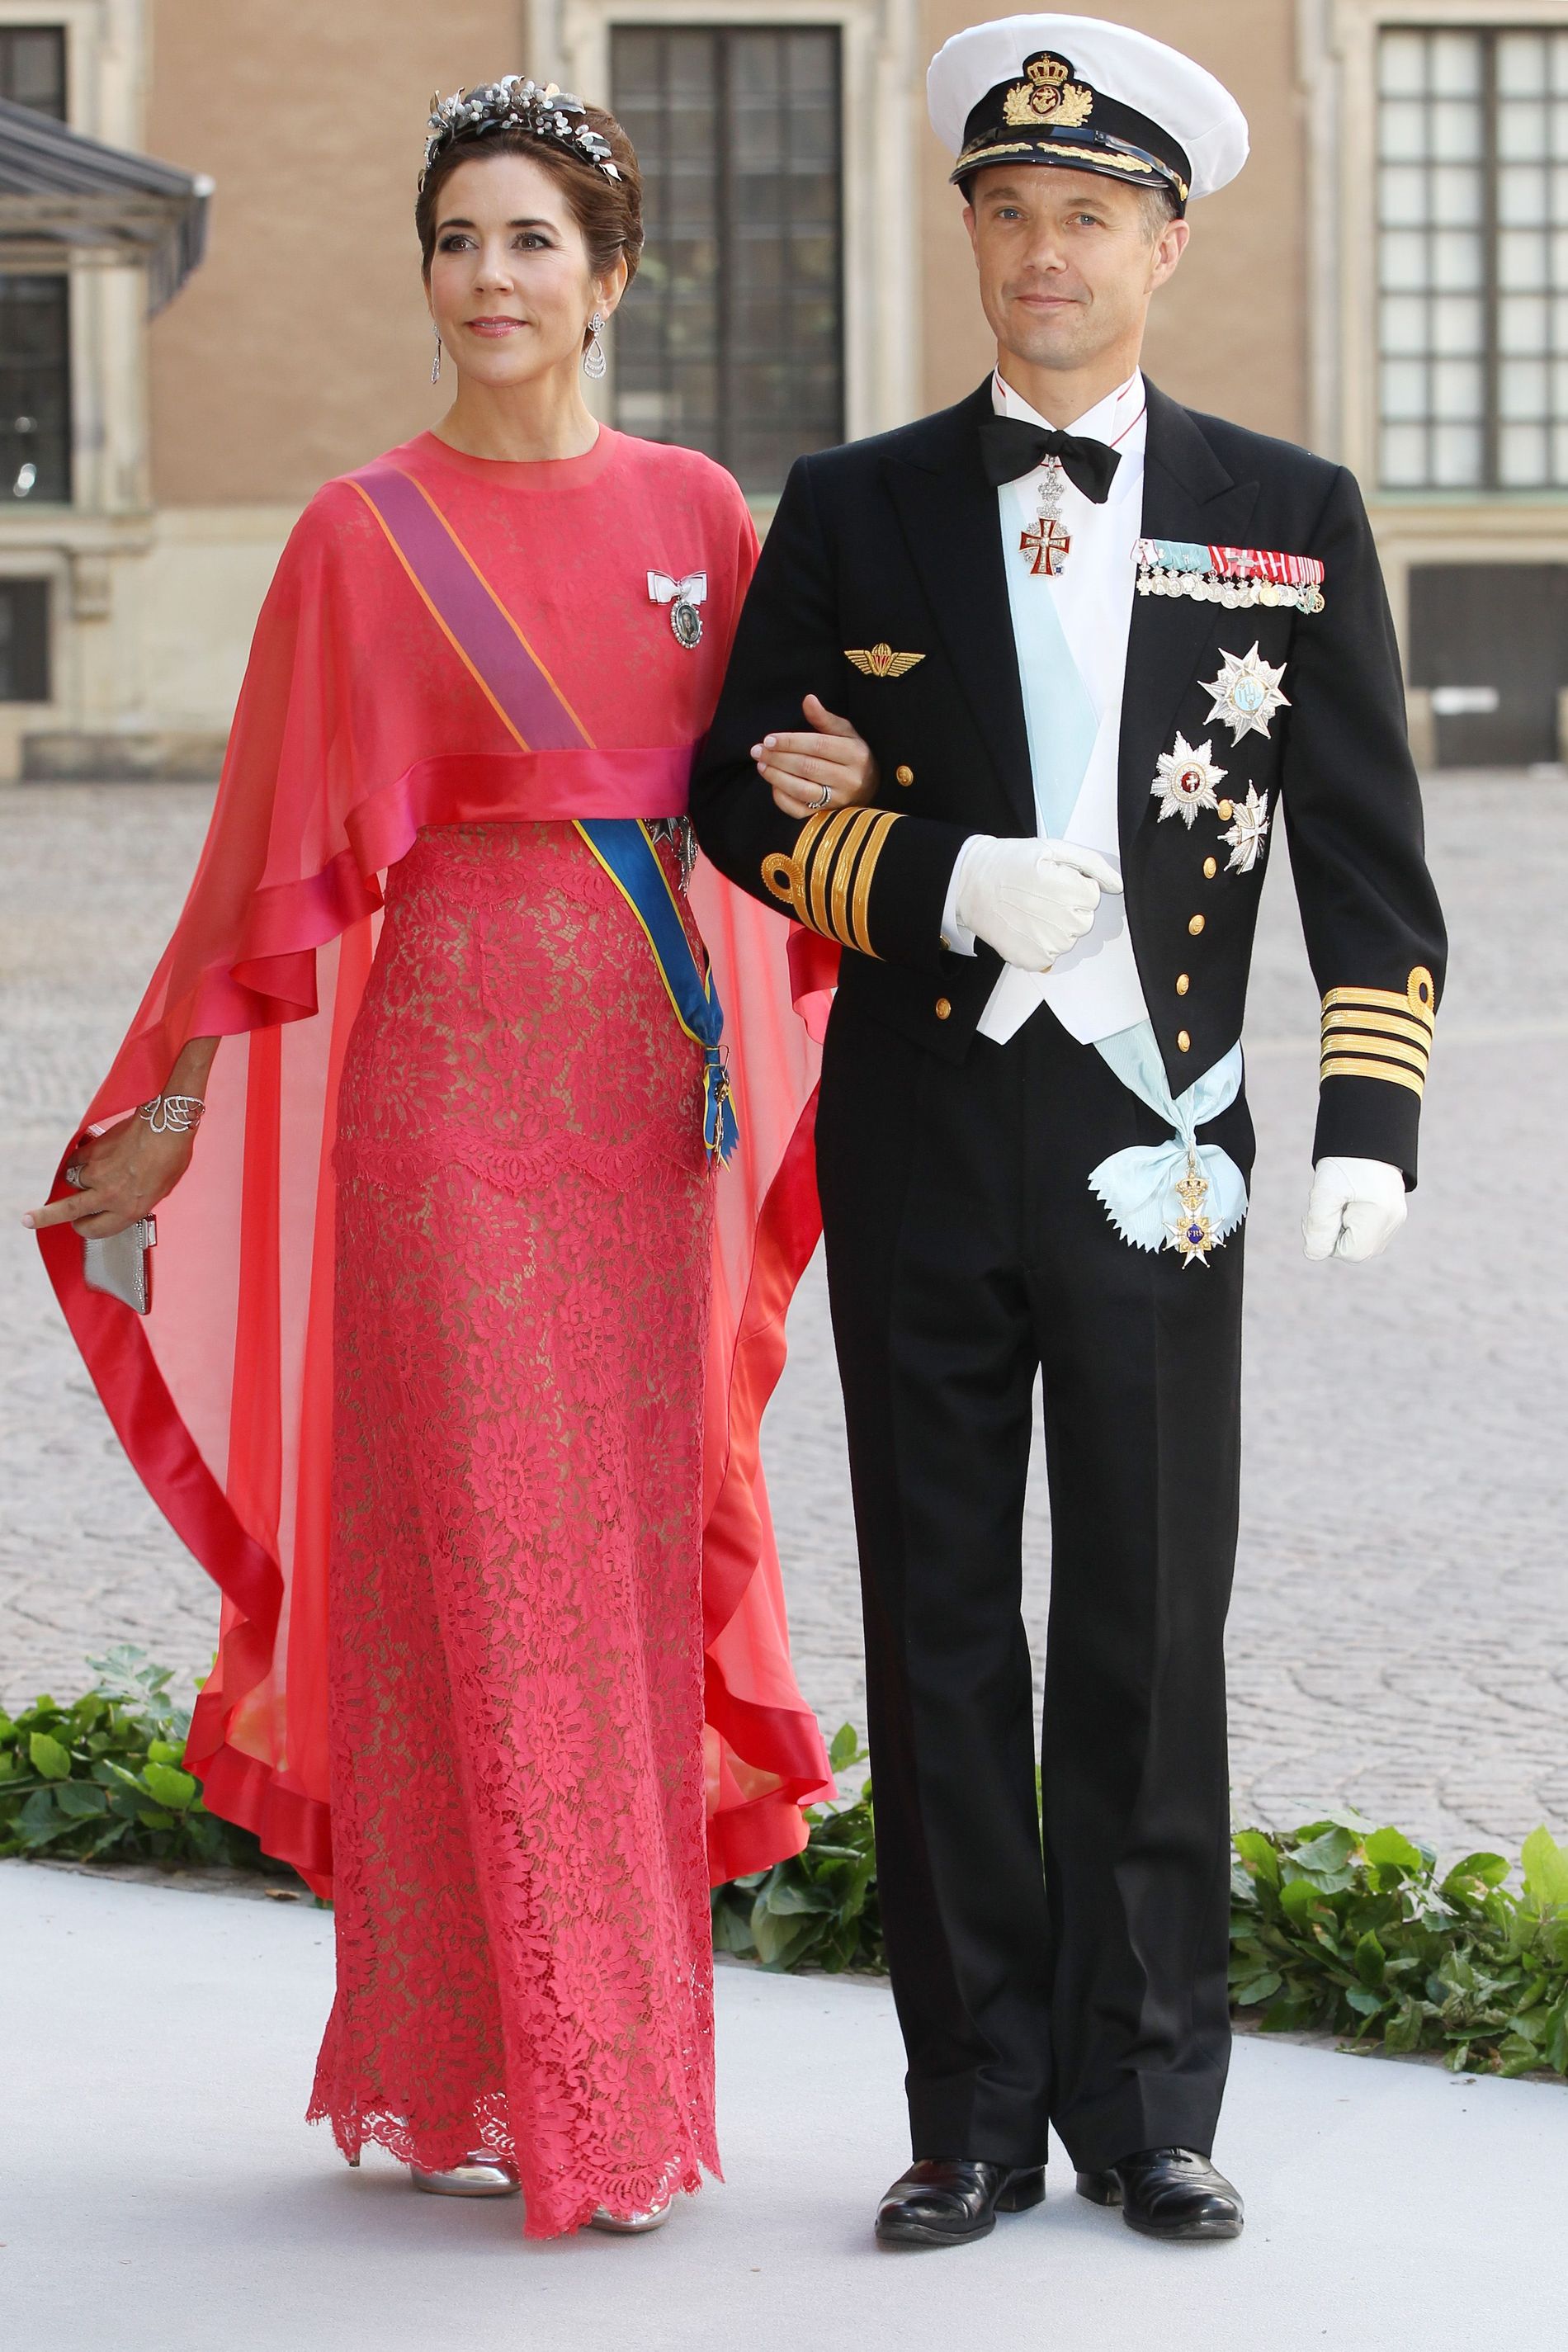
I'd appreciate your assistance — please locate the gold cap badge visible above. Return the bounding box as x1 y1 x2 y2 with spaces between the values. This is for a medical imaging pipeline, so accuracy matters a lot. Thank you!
1003 52 1094 131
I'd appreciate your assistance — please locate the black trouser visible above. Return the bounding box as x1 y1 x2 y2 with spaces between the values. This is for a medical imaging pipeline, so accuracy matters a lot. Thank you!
815 999 1253 2174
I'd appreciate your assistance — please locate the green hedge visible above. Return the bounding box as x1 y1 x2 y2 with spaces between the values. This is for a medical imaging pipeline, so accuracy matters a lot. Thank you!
7 1671 1566 2081
0 1647 270 1872
715 1726 1568 2081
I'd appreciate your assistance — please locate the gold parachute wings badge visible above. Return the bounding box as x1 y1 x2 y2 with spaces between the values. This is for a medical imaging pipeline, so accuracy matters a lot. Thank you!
845 644 926 678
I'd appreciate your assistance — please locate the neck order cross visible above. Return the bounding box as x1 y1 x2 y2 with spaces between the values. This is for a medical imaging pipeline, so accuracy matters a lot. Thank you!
1019 512 1073 576
1009 399 1145 581
1019 452 1070 576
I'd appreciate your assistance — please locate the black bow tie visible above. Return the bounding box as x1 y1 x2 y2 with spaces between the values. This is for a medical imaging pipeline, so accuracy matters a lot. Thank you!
977 415 1121 504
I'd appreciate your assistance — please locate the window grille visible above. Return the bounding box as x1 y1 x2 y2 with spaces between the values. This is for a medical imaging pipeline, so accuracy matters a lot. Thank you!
611 25 844 494
1379 26 1568 489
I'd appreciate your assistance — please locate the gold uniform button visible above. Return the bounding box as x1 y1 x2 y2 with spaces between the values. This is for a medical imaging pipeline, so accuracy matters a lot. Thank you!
1203 856 1217 879
1177 1029 1192 1053
895 763 914 786
934 997 952 1021
1188 913 1206 936
1176 973 1190 996
1216 799 1234 821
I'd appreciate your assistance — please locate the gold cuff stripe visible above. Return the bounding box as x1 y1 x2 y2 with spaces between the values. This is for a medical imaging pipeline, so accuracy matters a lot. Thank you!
1318 970 1435 1101
1321 1006 1432 1055
1320 1032 1429 1076
1320 1053 1426 1098
807 810 858 938
829 810 880 950
1322 991 1435 1037
762 810 834 922
1321 966 1436 1027
849 811 899 955
792 810 835 869
760 807 901 954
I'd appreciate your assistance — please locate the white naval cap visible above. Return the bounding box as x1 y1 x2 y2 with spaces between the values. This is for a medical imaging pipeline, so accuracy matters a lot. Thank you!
928 14 1249 210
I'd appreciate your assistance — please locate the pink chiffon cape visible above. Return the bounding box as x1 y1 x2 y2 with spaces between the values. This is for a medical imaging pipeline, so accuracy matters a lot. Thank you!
38 427 836 1897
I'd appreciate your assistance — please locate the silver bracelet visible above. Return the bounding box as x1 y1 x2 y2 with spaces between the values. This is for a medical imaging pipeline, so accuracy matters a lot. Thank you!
138 1093 206 1135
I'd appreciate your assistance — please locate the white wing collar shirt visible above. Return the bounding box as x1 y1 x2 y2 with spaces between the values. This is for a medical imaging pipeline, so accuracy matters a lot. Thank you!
940 361 1249 1254
943 365 1152 1047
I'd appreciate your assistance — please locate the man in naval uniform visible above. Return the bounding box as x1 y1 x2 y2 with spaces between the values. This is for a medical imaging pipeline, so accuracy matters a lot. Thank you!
691 14 1446 2250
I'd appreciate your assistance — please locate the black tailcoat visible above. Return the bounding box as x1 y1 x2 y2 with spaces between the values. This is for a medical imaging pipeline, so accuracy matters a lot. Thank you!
692 377 1446 1178
689 382 1447 2173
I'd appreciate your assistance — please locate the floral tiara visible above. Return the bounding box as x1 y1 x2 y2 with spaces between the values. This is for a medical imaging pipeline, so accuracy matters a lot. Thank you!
422 77 621 186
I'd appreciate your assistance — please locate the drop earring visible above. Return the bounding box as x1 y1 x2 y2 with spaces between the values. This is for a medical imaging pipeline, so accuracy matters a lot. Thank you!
583 313 607 381
430 326 442 385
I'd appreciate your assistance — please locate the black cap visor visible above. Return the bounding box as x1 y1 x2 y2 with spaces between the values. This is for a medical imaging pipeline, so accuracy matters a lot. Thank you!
952 67 1192 210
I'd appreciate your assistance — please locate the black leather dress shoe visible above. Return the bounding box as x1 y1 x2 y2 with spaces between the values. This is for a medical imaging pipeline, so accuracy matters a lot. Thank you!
876 2158 1046 2249
1075 2147 1243 2241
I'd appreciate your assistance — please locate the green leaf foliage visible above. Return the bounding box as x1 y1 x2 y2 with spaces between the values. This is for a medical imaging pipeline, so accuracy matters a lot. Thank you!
710 1726 882 1977
28 1731 73 1782
1522 1827 1568 1911
712 1745 1568 2082
0 1648 282 1875
141 1761 198 1811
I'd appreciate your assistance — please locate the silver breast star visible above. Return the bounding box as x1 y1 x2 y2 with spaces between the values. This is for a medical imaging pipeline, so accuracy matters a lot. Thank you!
1202 643 1290 745
1221 783 1271 874
1151 732 1227 828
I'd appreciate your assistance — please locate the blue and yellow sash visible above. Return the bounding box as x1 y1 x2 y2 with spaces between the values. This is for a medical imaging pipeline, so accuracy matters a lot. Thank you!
574 819 735 1163
351 456 736 1164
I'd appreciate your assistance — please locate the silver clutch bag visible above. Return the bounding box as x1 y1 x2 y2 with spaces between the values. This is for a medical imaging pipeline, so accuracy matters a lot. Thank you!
82 1216 156 1315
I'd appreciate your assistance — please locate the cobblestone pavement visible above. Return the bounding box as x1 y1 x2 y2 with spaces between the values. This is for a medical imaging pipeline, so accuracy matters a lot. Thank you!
2 777 1564 1860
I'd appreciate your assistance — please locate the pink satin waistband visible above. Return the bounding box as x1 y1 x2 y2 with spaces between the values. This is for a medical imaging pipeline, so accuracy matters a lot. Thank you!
349 748 694 873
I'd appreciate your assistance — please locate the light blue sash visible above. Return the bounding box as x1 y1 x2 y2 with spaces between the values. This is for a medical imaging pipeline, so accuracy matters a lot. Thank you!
1089 1023 1248 1254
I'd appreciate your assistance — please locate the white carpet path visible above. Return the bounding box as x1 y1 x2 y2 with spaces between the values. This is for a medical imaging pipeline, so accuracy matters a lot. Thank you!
2 1862 1565 2352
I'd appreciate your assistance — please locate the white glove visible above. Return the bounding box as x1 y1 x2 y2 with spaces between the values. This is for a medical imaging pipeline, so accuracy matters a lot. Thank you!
952 836 1124 972
1301 1156 1408 1263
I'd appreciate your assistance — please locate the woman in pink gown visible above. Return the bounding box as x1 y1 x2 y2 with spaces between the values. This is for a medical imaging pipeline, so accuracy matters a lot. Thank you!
29 82 869 2238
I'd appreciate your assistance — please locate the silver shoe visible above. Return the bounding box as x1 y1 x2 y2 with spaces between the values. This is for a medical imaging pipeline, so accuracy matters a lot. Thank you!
409 2152 521 2198
588 2197 673 2234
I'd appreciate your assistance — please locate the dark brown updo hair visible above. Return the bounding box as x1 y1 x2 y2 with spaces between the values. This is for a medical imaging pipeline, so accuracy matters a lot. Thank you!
416 102 644 349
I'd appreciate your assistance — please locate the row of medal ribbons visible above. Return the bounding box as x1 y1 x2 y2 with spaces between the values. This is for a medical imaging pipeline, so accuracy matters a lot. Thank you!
1135 537 1326 614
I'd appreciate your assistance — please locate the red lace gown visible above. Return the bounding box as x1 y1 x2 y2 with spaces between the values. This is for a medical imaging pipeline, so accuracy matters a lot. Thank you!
309 819 717 2229
301 434 747 2232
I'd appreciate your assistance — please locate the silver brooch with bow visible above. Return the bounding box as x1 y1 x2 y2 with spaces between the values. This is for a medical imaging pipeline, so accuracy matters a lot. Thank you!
648 569 707 649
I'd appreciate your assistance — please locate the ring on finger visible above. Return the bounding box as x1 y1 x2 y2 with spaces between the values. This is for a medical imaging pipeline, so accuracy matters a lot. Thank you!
810 782 833 812
64 1162 85 1189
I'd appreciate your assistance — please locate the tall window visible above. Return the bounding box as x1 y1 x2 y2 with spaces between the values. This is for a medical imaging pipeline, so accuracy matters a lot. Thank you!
1379 26 1568 490
611 25 843 494
0 23 66 115
0 579 50 701
1 25 71 503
